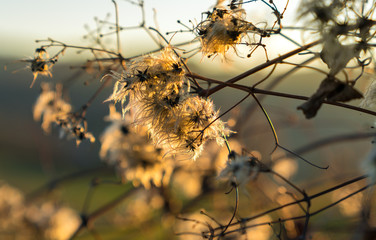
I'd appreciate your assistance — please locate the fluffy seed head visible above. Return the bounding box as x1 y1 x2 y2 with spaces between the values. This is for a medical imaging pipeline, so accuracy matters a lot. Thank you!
196 7 252 58
219 151 259 186
30 48 53 87
108 47 229 160
100 106 174 188
108 46 186 115
33 82 72 134
150 96 227 160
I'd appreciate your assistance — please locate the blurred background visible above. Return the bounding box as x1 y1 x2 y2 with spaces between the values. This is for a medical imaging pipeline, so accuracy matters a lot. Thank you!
0 0 305 187
0 0 375 239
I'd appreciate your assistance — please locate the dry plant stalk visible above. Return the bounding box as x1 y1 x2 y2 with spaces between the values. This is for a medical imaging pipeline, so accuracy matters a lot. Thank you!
5 0 376 239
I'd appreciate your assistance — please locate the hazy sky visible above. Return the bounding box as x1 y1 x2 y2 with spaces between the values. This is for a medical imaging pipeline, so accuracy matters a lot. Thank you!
1 0 300 60
1 0 212 58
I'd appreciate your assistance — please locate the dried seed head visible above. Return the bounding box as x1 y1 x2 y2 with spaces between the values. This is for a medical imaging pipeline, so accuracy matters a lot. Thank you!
0 182 80 240
57 116 95 146
150 96 227 160
100 107 174 189
33 82 72 134
108 47 229 160
29 48 53 88
108 46 186 115
25 201 81 240
218 151 260 186
197 7 251 58
31 86 96 146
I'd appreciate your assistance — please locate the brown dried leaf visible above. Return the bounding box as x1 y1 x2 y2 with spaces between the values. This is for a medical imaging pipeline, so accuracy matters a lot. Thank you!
297 95 325 119
298 77 363 119
326 83 363 102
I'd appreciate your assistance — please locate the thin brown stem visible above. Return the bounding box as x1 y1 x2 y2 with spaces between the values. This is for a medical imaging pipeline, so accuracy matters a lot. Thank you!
186 72 376 117
208 175 368 234
235 56 318 132
69 187 139 239
221 187 239 235
26 166 105 201
36 40 120 56
81 77 113 117
201 40 321 96
112 0 121 54
269 169 305 196
222 184 369 237
280 132 376 161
